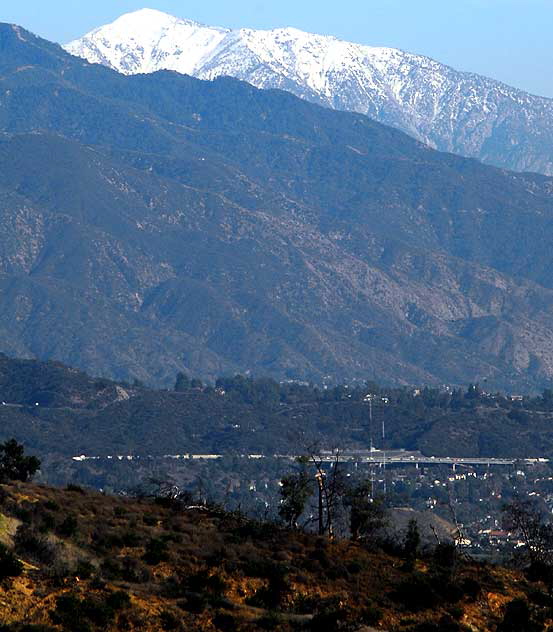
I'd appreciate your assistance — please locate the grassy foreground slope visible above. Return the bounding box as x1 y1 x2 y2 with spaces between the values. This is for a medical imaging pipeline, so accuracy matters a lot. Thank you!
0 481 549 632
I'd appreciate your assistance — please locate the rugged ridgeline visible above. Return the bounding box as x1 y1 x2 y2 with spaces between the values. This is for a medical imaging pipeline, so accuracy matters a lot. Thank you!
3 354 553 462
65 8 553 175
4 24 553 388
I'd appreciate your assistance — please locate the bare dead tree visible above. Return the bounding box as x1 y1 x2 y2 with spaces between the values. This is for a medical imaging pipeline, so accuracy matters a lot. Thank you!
503 497 553 568
304 444 345 538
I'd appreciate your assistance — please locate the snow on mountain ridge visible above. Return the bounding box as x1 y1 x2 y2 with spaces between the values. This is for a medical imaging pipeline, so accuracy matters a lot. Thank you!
65 9 553 175
70 9 230 75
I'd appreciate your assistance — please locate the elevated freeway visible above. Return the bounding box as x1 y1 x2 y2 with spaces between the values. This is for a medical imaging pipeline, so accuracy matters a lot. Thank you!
72 450 548 467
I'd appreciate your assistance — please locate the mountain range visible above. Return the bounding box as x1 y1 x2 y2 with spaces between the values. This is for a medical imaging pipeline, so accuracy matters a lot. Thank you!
3 23 553 389
65 8 553 176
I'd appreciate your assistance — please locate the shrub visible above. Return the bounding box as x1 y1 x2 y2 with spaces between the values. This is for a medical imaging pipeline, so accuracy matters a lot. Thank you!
432 543 457 578
37 512 56 534
497 598 541 632
14 526 58 566
526 561 553 584
90 576 107 590
106 590 131 611
291 592 319 614
438 615 463 631
528 589 553 608
447 605 464 621
65 484 85 494
245 570 290 610
257 613 284 631
100 556 152 583
392 573 439 612
233 520 281 541
346 560 363 574
56 515 78 538
154 496 181 510
120 531 142 547
241 556 281 578
80 598 113 627
16 626 58 632
161 532 183 544
50 595 92 632
0 543 23 580
50 592 127 631
409 619 462 632
115 614 131 631
45 558 72 584
213 612 238 632
309 596 354 632
359 604 383 626
75 559 95 580
142 538 169 565
159 610 180 631
461 577 481 602
92 529 124 550
13 507 33 524
178 593 207 614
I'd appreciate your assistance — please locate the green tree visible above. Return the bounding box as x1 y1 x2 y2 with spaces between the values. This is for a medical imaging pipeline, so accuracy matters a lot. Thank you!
278 465 313 529
345 482 387 542
174 371 191 391
0 439 40 483
465 383 482 400
542 389 553 409
403 518 420 568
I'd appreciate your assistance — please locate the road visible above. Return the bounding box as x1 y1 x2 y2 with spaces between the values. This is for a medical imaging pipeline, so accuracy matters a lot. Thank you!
72 453 548 466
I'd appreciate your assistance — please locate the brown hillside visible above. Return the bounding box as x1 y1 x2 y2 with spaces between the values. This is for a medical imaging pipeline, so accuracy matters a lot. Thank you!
0 482 548 631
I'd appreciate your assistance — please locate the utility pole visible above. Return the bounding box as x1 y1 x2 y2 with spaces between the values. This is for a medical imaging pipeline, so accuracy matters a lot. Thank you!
382 414 387 496
364 393 375 499
363 393 374 450
369 396 374 451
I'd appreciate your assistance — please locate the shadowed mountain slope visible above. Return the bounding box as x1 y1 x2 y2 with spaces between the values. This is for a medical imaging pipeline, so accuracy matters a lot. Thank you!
2 24 553 388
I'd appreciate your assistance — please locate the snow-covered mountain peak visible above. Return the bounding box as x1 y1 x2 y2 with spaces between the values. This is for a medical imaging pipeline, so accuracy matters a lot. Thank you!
65 10 402 80
98 8 203 34
66 9 230 75
65 10 553 175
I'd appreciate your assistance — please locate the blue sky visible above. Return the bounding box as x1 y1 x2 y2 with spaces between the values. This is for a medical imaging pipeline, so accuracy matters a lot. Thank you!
3 0 552 97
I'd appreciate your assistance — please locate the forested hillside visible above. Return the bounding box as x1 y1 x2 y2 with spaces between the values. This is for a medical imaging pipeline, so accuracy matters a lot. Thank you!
1 355 553 462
